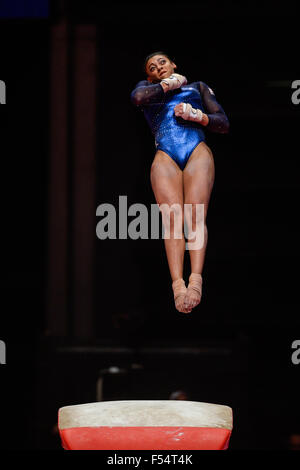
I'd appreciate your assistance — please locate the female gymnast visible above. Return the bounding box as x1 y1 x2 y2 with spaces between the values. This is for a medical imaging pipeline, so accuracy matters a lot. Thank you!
131 52 229 314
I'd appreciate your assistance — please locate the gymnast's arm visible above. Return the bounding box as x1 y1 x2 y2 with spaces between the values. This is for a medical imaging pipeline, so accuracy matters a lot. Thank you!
130 80 165 107
199 81 230 133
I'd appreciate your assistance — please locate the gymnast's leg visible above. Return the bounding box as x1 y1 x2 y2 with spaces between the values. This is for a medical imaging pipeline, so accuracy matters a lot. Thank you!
183 142 215 311
150 150 190 313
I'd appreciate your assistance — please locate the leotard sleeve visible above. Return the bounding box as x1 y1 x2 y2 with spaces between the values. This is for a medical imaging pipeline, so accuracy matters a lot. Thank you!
199 82 229 134
130 80 165 107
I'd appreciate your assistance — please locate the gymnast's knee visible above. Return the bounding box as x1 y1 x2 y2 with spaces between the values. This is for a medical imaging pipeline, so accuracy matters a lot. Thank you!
184 203 206 230
160 203 184 239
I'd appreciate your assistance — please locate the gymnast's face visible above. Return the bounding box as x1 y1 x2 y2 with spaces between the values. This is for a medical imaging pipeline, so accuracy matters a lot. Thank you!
146 55 177 83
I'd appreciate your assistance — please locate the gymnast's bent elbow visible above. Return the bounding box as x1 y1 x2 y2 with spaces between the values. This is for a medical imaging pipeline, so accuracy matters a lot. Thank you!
220 117 230 134
130 89 145 107
207 116 230 134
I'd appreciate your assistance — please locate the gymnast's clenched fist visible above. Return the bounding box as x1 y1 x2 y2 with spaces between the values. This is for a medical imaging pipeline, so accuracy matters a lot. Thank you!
174 102 209 126
160 73 187 91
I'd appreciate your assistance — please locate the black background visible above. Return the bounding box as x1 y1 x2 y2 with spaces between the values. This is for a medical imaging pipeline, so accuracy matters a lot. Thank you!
0 0 299 451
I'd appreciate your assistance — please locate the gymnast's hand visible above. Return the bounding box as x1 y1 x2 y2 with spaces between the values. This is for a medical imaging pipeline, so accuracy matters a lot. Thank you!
174 102 208 125
160 73 187 91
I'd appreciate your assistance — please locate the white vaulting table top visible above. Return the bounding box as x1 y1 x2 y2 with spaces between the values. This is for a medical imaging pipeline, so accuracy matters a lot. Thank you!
59 400 233 430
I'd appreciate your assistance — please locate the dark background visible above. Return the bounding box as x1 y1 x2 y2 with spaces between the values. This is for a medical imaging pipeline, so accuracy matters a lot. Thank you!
0 0 299 451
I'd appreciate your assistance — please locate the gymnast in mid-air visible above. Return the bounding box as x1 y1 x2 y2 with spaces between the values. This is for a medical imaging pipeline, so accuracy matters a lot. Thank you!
131 52 229 314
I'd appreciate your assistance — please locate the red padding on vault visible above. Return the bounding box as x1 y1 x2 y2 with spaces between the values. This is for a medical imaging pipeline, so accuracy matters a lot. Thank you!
59 426 231 450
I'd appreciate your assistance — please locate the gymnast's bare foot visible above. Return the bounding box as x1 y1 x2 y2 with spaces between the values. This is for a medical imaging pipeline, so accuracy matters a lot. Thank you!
172 278 192 314
183 273 202 311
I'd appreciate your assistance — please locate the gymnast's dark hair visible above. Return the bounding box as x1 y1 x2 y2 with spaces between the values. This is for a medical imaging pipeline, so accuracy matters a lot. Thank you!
143 51 174 73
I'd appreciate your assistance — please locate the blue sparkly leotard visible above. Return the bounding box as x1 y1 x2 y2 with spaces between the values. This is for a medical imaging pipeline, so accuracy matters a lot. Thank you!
131 80 229 170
